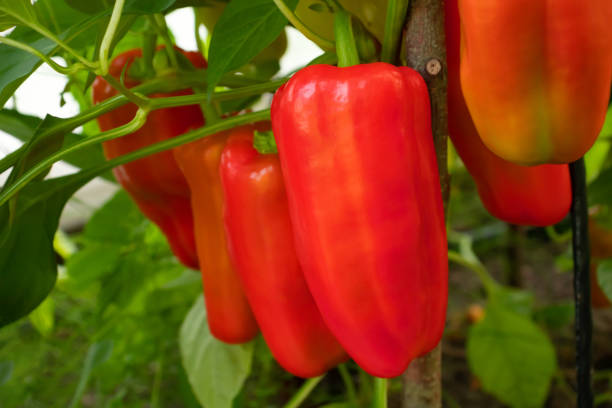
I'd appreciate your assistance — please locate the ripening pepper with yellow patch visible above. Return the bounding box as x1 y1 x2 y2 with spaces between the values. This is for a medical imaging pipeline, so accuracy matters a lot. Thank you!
446 0 572 226
458 0 612 165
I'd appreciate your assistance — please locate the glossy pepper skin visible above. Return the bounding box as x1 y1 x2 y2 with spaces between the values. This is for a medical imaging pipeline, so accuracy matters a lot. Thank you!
174 127 258 344
271 64 448 378
589 218 612 308
92 48 204 269
445 0 572 226
458 0 612 165
219 130 347 377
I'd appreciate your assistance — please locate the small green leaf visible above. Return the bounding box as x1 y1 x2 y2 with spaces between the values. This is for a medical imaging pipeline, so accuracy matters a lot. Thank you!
597 260 612 303
180 295 254 408
253 130 277 154
66 244 124 290
28 295 55 336
82 191 145 244
467 302 557 408
489 286 534 317
206 0 298 93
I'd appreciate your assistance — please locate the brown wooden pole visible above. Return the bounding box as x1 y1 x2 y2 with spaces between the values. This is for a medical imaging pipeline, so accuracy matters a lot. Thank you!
402 1 448 407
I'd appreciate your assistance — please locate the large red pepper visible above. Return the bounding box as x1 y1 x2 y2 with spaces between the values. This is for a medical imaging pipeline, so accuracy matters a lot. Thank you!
445 0 572 226
92 47 205 269
458 0 612 165
219 129 347 377
174 127 258 344
271 64 447 378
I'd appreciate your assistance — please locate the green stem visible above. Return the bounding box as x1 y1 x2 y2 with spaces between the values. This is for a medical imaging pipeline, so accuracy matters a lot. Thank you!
0 36 84 75
337 364 358 407
447 250 498 294
2 110 271 206
272 0 335 51
103 74 150 108
334 8 359 67
152 14 180 69
98 0 126 76
283 375 325 408
0 109 148 206
381 0 410 64
373 378 387 408
546 225 572 244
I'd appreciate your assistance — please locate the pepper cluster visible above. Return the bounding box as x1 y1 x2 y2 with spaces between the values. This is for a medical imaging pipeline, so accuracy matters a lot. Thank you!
91 0 612 378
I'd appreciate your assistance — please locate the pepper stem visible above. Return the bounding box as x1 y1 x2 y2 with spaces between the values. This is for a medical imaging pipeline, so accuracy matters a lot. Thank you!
381 0 411 64
373 377 388 408
334 8 360 67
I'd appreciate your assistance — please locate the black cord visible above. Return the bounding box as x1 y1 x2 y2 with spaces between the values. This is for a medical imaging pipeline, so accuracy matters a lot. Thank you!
569 158 593 408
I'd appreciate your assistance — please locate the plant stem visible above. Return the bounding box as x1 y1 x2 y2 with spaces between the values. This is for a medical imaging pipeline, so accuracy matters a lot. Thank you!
102 74 150 108
373 378 388 408
569 158 593 408
5 110 271 207
98 0 126 76
334 8 359 67
282 375 325 408
381 0 411 64
0 109 148 207
272 0 335 51
0 36 84 76
337 364 358 407
402 0 447 406
152 14 180 69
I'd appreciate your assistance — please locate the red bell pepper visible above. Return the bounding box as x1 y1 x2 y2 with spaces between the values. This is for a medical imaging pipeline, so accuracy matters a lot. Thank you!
271 63 448 378
174 126 258 344
220 129 347 377
458 0 612 165
92 47 205 269
445 0 572 226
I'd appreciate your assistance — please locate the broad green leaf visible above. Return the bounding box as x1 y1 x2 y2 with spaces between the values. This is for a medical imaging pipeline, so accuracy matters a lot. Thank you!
0 0 39 30
597 260 612 303
585 106 612 183
467 302 557 408
69 340 114 408
66 244 124 290
0 360 12 386
180 295 254 408
81 190 144 244
28 295 55 336
206 0 298 93
589 166 612 206
489 286 534 317
0 170 94 327
533 302 574 329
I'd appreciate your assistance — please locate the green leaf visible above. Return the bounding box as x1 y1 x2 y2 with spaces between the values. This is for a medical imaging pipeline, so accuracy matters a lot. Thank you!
589 166 612 206
585 106 612 183
0 0 39 30
66 244 124 290
533 302 574 329
0 171 94 327
597 260 612 302
467 302 557 408
180 295 254 408
81 190 145 244
206 0 298 93
0 360 13 386
64 0 176 15
0 109 111 180
28 295 55 336
69 340 114 408
253 130 277 154
489 286 534 317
